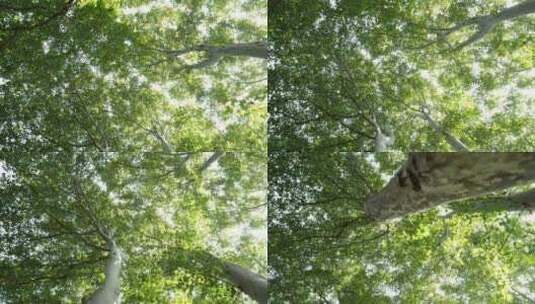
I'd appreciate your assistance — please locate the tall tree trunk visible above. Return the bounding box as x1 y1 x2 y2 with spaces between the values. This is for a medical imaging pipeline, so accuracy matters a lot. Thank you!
496 0 535 21
222 262 268 304
364 153 535 221
86 241 126 304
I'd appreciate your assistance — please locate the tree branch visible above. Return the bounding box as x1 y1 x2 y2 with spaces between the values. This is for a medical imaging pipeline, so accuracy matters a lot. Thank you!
416 105 470 152
199 152 224 173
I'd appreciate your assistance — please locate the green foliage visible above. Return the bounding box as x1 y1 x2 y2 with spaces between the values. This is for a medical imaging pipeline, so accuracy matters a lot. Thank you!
270 0 535 151
0 0 266 303
269 153 535 303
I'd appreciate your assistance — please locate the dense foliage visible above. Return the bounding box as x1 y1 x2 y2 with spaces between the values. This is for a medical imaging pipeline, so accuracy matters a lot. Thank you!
1 0 266 303
269 152 535 303
1 0 267 153
269 0 535 151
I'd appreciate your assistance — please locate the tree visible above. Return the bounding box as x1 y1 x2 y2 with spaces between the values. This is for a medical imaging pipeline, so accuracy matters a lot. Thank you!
415 105 470 152
269 0 535 151
365 152 535 220
418 0 535 51
0 0 77 50
1 0 267 153
269 152 535 302
148 41 268 70
0 0 266 303
1 151 267 303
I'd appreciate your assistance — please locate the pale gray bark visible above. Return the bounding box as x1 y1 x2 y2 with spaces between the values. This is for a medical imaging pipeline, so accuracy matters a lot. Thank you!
372 114 395 152
495 0 535 21
223 262 268 304
86 240 127 304
150 41 267 69
364 153 535 220
447 187 535 215
171 248 266 303
418 108 469 152
74 179 127 304
420 0 535 50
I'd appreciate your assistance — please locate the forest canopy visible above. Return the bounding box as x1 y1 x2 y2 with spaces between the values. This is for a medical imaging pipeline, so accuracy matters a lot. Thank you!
269 152 535 303
269 0 535 152
1 0 267 303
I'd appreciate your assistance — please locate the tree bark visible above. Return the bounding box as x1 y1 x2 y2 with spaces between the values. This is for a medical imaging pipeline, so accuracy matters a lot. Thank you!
496 0 535 21
364 153 535 221
447 187 535 215
86 240 126 304
222 262 268 304
170 249 267 304
418 110 469 152
372 114 395 152
419 0 535 50
150 41 267 69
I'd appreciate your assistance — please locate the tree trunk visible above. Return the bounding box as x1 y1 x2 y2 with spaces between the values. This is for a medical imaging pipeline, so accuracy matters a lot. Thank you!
222 262 268 304
172 249 268 304
86 241 126 304
364 153 535 221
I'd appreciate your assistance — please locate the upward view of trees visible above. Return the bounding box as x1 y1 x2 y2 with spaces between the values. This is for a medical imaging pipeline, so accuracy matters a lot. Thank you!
269 152 535 303
2 0 535 303
269 1 535 303
1 0 266 303
269 0 535 152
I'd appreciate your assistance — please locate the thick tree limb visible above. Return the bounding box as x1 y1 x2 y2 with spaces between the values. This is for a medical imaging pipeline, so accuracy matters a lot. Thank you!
365 153 535 220
222 262 268 304
416 0 535 51
149 41 267 70
447 187 535 215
